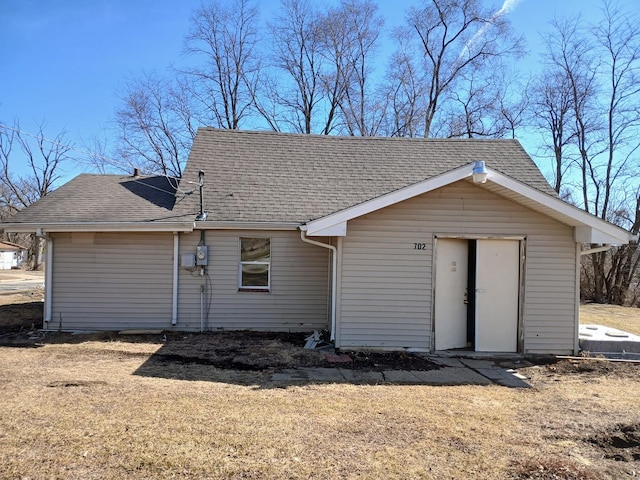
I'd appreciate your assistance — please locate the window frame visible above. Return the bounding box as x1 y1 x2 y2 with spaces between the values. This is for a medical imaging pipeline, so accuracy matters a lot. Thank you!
238 237 271 292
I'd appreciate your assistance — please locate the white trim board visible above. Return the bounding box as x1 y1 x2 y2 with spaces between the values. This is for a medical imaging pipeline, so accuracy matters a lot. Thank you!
1 222 196 233
304 163 631 244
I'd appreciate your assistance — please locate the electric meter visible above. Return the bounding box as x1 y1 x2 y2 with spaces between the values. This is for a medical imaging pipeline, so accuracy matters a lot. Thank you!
196 246 208 266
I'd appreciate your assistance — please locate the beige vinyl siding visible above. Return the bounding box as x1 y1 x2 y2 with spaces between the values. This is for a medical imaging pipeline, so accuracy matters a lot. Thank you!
50 232 174 330
177 230 329 332
338 180 576 354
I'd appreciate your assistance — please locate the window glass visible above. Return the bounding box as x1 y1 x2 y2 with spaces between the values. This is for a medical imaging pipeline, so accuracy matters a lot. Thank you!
240 238 270 290
241 238 270 262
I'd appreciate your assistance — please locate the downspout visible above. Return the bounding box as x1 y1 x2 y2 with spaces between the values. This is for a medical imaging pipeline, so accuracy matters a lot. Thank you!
35 228 52 324
172 232 179 325
300 229 337 341
574 244 581 355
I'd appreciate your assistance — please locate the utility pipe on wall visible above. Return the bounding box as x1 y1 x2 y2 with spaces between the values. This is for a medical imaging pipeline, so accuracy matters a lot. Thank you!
300 230 337 341
36 228 52 324
200 285 205 333
580 244 611 256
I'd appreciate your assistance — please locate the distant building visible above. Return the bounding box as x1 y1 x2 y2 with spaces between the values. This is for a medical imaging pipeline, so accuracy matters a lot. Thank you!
0 241 27 269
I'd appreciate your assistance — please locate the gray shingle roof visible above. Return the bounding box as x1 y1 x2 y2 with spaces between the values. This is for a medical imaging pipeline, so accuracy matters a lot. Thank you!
5 128 556 227
7 174 183 224
180 128 556 223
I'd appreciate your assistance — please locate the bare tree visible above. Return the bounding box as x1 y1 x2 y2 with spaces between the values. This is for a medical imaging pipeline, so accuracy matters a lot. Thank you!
114 72 195 177
265 0 324 133
183 0 261 130
0 120 71 269
594 1 640 222
537 2 640 305
443 67 527 139
589 1 640 305
265 0 385 136
549 16 602 215
381 33 427 137
530 70 576 193
0 120 69 209
496 74 530 140
397 0 524 138
334 0 386 136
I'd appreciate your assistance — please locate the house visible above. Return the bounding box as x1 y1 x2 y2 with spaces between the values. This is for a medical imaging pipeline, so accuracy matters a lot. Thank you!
1 128 633 354
0 241 27 270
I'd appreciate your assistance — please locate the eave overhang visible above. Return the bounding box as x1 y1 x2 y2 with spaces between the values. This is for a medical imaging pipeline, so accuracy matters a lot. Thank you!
193 221 301 231
303 163 633 245
0 222 196 233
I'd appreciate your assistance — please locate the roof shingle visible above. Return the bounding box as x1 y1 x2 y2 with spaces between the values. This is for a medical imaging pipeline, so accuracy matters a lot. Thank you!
180 128 555 223
5 128 556 226
7 174 183 224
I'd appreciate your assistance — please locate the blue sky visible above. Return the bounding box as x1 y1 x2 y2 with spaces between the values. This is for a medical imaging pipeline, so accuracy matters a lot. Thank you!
1 0 608 183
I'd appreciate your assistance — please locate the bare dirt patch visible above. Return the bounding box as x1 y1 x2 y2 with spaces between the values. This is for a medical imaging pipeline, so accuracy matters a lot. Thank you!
510 456 602 480
0 291 439 371
588 423 640 462
46 380 108 388
0 290 44 334
537 357 640 379
131 331 439 372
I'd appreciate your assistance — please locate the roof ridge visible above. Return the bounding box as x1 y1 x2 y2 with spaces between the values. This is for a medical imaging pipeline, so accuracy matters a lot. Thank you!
196 127 521 143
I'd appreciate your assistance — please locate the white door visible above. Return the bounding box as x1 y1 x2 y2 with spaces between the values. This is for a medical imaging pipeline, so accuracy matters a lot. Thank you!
434 239 468 350
475 239 520 352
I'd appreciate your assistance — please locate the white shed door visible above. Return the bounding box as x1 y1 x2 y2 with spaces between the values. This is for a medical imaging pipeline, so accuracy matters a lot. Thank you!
434 239 468 350
475 239 520 352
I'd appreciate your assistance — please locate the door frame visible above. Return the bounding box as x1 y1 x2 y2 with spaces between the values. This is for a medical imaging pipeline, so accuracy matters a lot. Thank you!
431 234 527 353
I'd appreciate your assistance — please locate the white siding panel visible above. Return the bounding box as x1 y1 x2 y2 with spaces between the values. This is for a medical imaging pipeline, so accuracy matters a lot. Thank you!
177 230 329 332
339 181 576 354
50 232 174 330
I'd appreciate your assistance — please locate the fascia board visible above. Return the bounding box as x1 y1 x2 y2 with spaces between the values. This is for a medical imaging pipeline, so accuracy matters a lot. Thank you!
305 163 474 236
490 172 632 244
574 226 629 244
193 221 301 231
304 163 631 245
306 221 347 236
0 222 196 233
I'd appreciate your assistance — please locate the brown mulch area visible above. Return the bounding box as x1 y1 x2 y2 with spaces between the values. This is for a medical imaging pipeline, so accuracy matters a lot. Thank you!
0 304 440 371
346 350 439 371
0 291 441 371
588 422 640 462
539 357 640 379
140 331 440 372
1 290 637 376
510 456 603 480
0 293 44 335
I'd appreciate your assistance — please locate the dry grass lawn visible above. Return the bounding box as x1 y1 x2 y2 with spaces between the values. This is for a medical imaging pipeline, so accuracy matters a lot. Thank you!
580 303 640 335
0 292 639 479
1 341 639 479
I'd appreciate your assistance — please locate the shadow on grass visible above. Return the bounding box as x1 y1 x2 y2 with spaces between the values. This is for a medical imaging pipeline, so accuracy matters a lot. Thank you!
0 324 526 389
127 331 468 389
0 300 44 334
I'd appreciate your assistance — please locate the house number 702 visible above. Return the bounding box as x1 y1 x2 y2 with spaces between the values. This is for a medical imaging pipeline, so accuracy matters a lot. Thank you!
414 243 426 250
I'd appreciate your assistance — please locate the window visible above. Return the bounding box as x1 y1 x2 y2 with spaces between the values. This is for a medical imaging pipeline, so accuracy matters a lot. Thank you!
239 237 270 291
